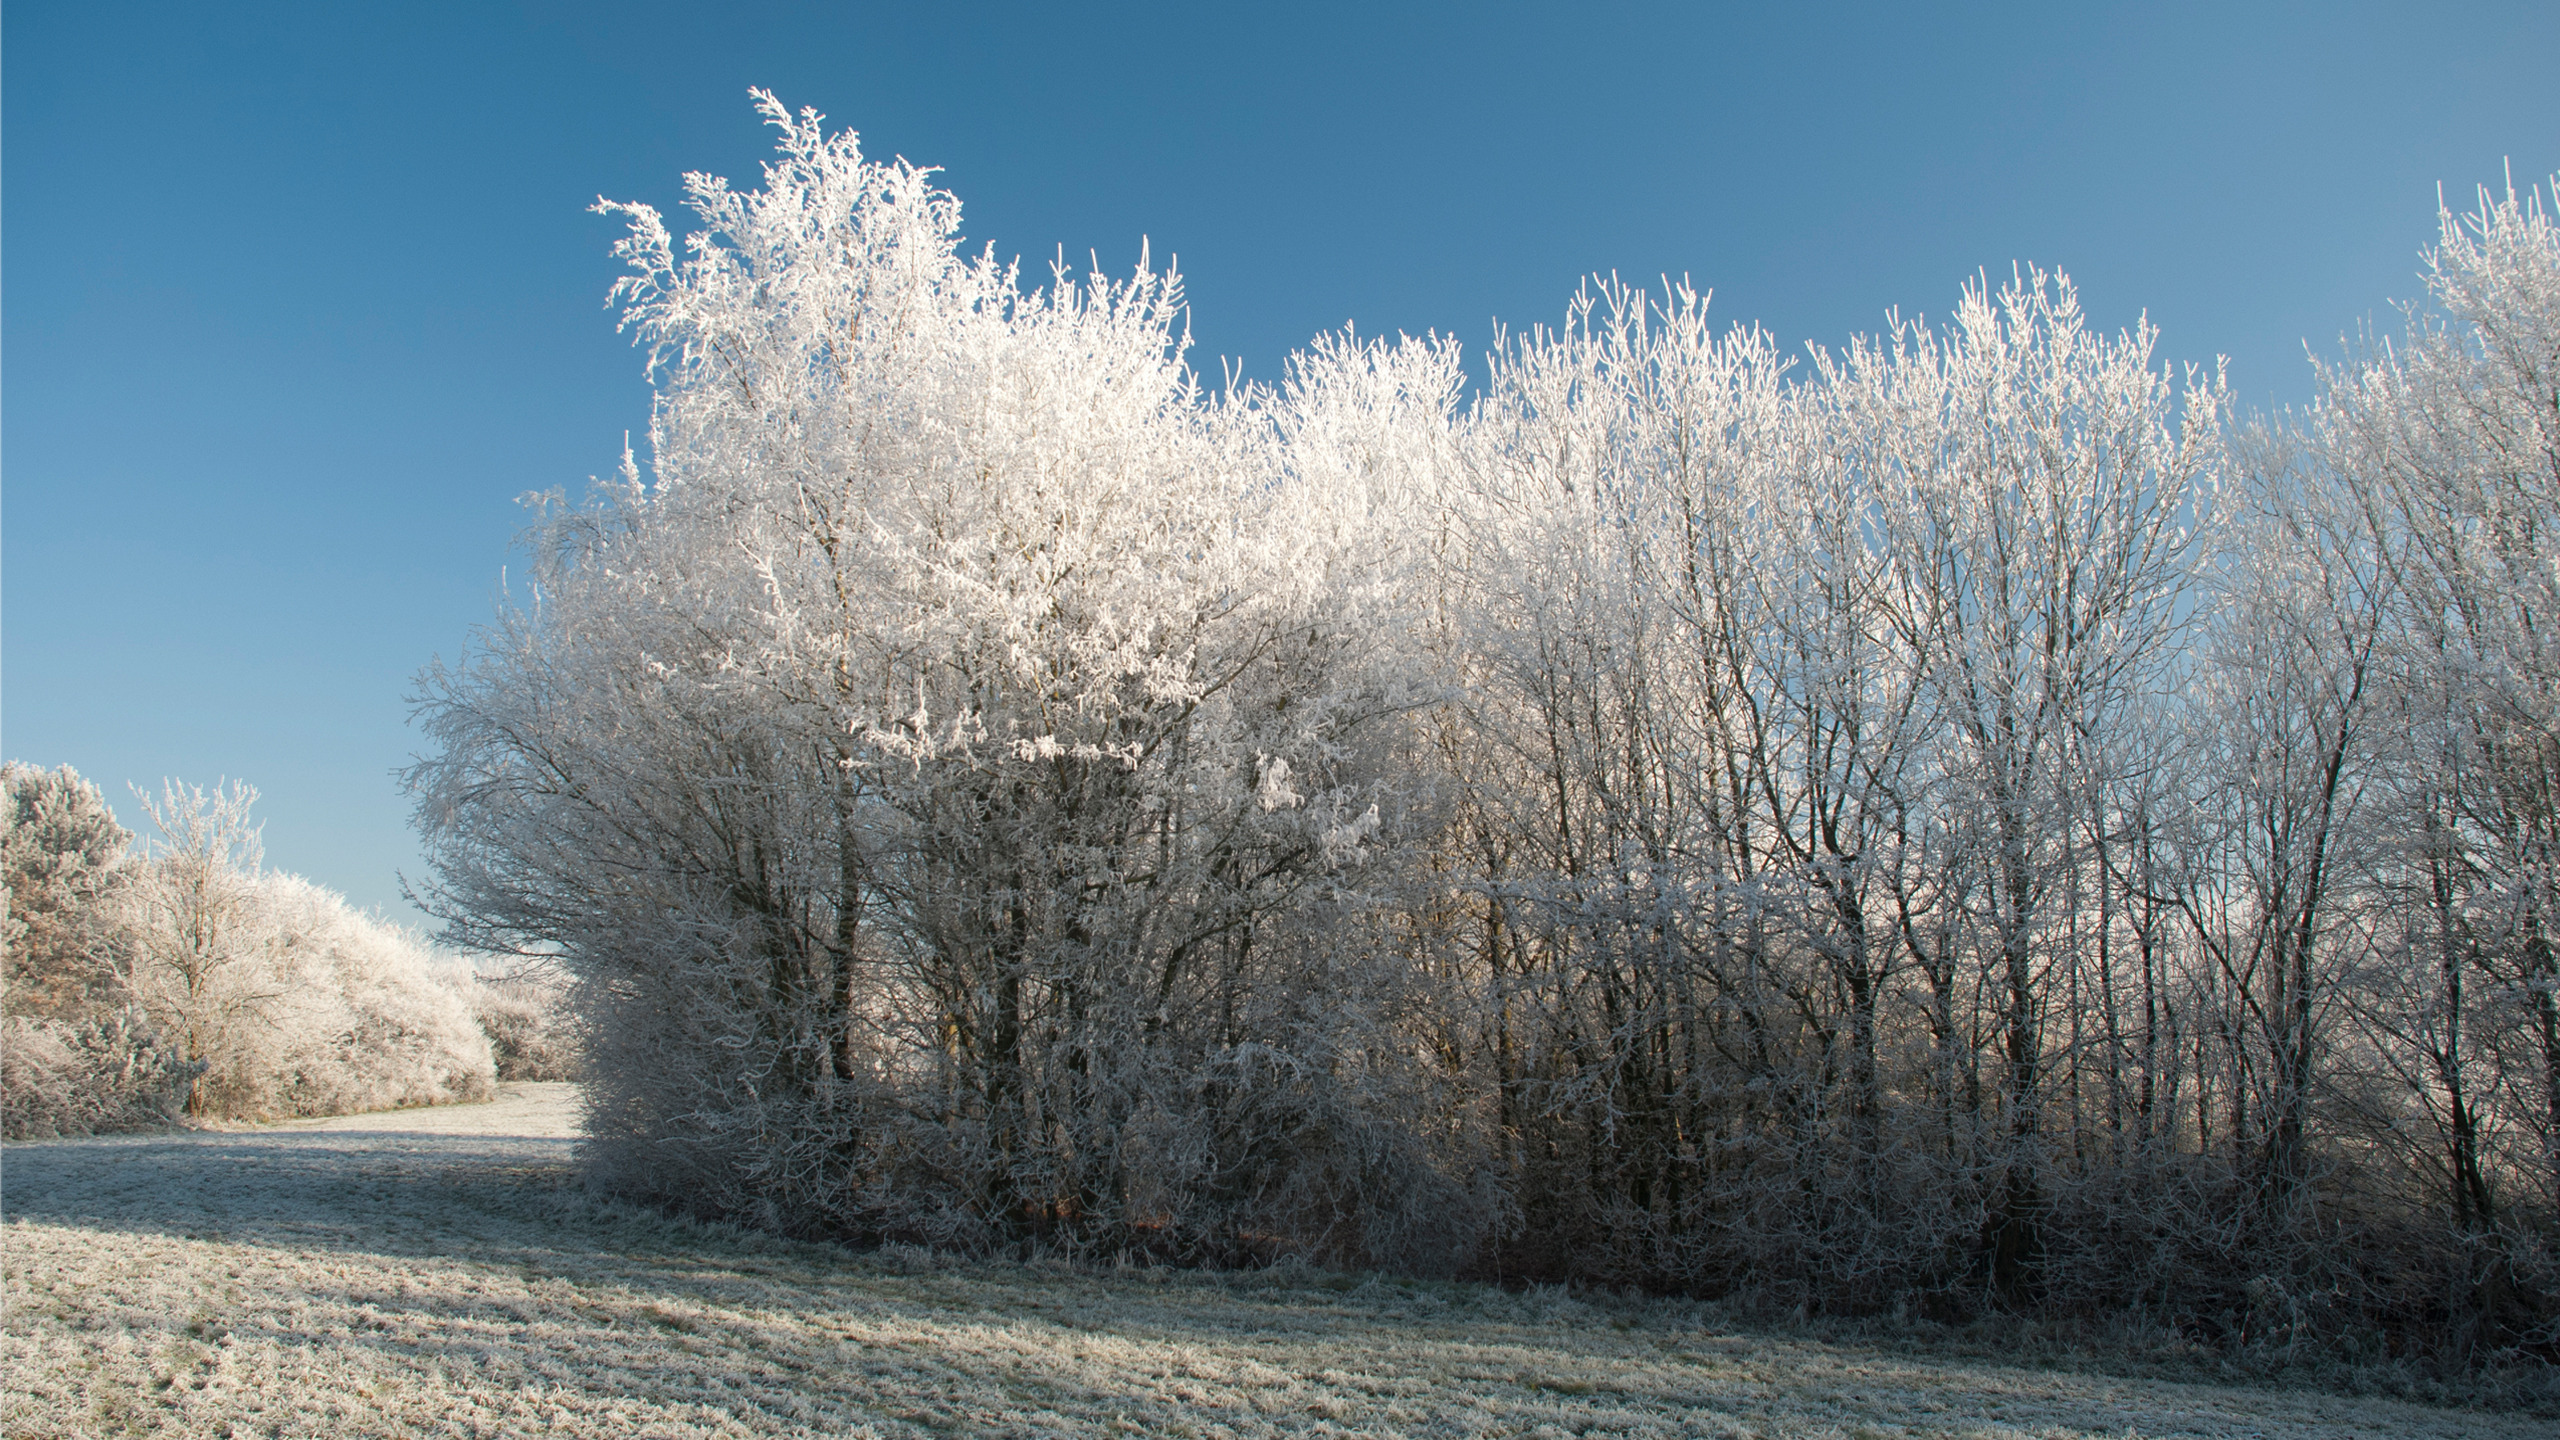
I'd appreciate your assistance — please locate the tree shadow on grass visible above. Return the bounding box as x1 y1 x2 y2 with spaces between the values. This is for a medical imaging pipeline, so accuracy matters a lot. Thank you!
6 1127 2514 1439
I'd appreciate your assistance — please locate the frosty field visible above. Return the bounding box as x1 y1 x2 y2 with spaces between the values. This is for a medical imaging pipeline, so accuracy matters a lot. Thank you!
0 1086 2534 1439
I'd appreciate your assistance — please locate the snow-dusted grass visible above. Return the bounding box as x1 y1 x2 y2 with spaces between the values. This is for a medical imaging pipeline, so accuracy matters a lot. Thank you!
3 1085 2538 1439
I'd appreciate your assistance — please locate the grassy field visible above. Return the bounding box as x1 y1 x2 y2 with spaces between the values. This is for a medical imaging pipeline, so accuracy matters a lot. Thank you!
3 1084 2542 1439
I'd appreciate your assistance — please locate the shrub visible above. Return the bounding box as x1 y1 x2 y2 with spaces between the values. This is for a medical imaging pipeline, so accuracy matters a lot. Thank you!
469 971 581 1081
170 872 495 1121
0 1005 198 1139
8 769 498 1127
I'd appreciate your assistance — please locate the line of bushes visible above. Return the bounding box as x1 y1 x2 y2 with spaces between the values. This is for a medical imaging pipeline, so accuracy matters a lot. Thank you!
2 763 574 1139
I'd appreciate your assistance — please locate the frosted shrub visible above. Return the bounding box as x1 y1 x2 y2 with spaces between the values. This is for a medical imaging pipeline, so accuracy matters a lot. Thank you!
3 764 190 1138
162 871 496 1121
470 972 580 1081
9 768 496 1130
222 875 495 1119
0 1006 197 1139
114 780 495 1122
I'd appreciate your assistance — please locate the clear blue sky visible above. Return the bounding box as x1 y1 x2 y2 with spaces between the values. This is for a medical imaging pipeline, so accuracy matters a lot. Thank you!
7 1 2556 926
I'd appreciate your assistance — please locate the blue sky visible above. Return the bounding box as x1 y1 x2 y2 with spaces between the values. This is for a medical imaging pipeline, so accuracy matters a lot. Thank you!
7 1 2556 926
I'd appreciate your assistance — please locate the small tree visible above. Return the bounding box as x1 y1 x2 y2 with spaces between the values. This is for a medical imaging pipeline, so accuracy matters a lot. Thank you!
120 779 282 1115
1 763 198 1139
3 762 137 1018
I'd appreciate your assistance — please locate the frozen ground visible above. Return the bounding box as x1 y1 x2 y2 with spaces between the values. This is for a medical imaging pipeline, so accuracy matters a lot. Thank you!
3 1085 2540 1439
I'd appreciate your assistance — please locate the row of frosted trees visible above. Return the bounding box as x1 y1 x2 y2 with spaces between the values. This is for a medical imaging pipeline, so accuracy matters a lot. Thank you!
410 96 2560 1360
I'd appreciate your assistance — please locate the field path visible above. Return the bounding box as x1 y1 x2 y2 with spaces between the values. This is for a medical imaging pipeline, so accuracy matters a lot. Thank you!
3 1085 2538 1438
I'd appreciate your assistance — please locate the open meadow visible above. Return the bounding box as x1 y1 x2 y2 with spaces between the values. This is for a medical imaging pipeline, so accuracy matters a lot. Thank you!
2 1085 2543 1439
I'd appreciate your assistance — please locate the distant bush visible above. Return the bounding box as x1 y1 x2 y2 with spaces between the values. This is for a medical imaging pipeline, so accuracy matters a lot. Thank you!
468 971 581 1081
170 872 496 1120
4 768 496 1131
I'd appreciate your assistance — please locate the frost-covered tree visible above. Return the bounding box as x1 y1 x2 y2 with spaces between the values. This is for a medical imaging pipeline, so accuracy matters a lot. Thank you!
3 762 137 1018
1435 271 2222 1302
2303 174 2560 1289
413 93 1471 1260
2363 178 2560 1223
119 779 280 1114
2162 421 2394 1247
2 763 195 1139
407 95 2560 1360
1435 279 1827 1284
8 768 493 1133
1836 272 2223 1292
112 778 494 1121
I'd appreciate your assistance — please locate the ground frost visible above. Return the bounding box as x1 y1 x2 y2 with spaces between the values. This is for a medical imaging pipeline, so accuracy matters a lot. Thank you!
0 1083 2533 1438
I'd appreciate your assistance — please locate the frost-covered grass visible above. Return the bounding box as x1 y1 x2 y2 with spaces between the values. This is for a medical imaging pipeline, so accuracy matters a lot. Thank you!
3 1084 2540 1439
